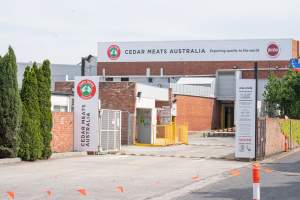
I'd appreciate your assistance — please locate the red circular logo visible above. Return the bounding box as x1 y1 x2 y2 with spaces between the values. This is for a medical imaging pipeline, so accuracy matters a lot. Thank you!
107 45 121 60
267 43 280 58
77 79 96 100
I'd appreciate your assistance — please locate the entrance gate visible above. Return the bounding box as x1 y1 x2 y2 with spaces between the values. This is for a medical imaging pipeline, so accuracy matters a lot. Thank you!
99 109 121 153
256 117 266 160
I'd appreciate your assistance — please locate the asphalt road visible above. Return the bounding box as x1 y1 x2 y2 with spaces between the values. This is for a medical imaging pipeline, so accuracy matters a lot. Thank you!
176 150 300 200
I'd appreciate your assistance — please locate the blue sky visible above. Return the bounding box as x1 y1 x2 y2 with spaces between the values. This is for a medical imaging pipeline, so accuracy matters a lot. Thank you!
0 0 299 64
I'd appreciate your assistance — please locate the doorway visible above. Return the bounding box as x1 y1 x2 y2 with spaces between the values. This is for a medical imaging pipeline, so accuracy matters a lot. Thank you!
136 108 152 144
221 103 234 129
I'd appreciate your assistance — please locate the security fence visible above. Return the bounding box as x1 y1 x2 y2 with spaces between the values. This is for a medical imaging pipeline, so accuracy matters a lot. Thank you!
99 109 121 153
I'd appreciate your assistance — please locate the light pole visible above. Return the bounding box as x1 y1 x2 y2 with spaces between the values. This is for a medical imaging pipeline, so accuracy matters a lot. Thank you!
254 62 258 160
81 55 93 76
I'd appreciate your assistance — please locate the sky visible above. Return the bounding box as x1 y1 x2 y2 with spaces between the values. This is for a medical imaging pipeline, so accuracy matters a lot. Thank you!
0 0 300 64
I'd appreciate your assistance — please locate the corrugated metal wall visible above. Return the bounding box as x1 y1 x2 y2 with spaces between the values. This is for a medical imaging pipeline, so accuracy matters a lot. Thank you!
216 71 236 100
170 83 215 98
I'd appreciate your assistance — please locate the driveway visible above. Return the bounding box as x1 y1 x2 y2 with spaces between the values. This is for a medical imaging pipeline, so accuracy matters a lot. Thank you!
0 153 245 200
0 134 238 200
121 135 235 159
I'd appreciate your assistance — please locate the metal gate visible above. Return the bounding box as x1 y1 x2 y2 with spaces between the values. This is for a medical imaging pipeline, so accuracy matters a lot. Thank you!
99 109 121 153
256 117 266 160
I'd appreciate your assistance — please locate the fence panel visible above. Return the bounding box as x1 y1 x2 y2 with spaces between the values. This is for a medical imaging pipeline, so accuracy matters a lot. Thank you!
99 109 121 153
256 118 266 160
154 123 188 146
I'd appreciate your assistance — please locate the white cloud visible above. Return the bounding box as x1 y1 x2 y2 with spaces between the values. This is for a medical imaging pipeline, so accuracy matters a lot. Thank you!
0 0 299 64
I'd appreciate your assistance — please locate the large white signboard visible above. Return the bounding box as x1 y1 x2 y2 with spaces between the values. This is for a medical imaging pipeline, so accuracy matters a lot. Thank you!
235 79 256 159
74 76 100 151
98 39 292 62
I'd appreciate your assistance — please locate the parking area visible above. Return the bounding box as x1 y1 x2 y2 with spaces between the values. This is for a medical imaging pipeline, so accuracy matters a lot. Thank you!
122 134 235 159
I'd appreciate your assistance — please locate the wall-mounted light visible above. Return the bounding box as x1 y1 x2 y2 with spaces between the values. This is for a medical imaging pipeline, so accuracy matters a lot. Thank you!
233 65 238 69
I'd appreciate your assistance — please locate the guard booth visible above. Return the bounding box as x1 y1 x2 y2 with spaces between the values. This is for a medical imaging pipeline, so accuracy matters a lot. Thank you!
74 76 121 153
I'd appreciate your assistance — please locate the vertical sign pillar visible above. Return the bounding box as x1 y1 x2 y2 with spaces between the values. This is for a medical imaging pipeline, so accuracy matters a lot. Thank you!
235 79 256 159
74 76 100 152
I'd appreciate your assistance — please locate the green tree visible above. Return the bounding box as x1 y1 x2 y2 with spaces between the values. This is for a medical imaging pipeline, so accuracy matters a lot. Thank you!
283 70 300 118
19 65 43 161
0 47 22 158
36 60 52 158
264 69 300 119
263 73 281 117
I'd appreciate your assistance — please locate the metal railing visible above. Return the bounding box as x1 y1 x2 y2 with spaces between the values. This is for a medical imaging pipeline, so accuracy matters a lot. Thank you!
154 123 188 146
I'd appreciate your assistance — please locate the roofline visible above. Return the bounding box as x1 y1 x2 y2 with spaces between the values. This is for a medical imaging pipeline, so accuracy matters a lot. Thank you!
51 91 73 95
217 68 289 72
97 38 296 43
98 74 215 78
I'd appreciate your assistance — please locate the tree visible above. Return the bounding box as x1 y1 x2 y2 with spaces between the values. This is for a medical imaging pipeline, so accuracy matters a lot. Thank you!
283 70 300 118
263 73 281 117
36 60 52 158
19 65 43 161
0 47 22 158
264 69 300 119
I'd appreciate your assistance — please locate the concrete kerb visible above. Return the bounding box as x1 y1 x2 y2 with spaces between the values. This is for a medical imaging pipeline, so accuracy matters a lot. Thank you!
0 152 88 166
50 151 88 159
148 148 300 200
148 164 248 200
261 147 300 164
118 152 208 160
0 158 21 165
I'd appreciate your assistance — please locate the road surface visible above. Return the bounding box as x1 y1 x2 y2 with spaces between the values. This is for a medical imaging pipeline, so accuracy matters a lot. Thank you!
177 149 300 200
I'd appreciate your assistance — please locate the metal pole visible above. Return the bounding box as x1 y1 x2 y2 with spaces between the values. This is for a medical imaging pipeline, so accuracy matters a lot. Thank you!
254 62 258 160
290 119 292 149
81 57 85 76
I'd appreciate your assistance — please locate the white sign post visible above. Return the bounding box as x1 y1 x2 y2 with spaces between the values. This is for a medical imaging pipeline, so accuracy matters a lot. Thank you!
74 76 100 152
235 79 256 159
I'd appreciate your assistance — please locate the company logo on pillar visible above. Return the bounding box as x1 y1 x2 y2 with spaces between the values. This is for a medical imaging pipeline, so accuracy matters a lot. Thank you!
107 44 121 60
77 79 96 100
267 42 280 58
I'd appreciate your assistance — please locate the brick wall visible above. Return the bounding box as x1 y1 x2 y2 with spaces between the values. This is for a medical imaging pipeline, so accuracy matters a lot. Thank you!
175 95 215 132
51 112 74 153
292 39 299 58
100 82 137 144
100 82 136 113
242 69 288 79
54 81 74 94
265 118 285 156
97 60 289 76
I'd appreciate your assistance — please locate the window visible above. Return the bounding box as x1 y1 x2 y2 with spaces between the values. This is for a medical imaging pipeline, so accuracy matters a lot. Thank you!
121 77 129 82
160 68 164 76
105 77 113 81
146 68 151 77
148 77 153 83
71 98 74 112
53 105 68 112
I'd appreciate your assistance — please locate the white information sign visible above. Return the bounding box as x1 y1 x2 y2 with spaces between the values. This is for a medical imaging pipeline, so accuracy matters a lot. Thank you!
235 79 256 159
74 76 100 151
157 106 171 125
98 39 292 62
